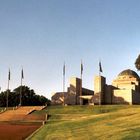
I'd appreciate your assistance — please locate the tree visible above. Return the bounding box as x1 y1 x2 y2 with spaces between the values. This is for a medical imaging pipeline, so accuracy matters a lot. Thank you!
0 85 51 107
135 54 140 70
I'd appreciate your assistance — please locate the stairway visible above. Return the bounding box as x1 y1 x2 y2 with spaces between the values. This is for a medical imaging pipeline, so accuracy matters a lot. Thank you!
0 106 45 121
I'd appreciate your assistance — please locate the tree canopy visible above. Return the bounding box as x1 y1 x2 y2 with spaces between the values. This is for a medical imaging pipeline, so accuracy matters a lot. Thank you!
0 86 50 107
135 54 140 71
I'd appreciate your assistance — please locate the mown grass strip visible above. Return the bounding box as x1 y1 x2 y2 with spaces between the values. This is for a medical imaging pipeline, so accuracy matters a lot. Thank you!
29 105 140 140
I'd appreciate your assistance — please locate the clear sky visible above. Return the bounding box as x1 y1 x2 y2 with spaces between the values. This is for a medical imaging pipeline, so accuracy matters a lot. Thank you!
0 0 140 99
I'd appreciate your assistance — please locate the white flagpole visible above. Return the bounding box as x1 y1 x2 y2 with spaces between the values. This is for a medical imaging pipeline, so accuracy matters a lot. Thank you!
80 60 83 105
99 60 103 105
7 69 10 109
19 68 23 106
63 62 65 105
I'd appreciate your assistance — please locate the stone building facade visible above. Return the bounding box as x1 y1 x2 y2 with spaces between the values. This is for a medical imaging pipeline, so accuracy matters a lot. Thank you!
94 69 140 105
111 69 140 104
51 77 94 105
51 69 140 105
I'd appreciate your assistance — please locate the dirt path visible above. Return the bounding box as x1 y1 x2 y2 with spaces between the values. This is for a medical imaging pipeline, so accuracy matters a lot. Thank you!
0 124 40 140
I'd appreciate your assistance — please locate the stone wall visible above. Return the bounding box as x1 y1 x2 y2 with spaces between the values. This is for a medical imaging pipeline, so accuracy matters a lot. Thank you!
113 89 132 104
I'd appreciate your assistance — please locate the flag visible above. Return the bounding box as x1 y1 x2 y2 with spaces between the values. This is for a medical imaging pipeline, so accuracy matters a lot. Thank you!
81 60 83 75
63 62 65 76
8 69 10 80
99 61 103 73
21 68 24 79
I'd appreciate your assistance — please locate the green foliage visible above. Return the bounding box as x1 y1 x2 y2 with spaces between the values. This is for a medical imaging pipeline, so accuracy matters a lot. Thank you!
0 86 51 107
135 54 140 70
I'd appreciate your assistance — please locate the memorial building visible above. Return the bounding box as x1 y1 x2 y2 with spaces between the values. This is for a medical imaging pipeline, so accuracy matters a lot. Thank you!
51 69 140 105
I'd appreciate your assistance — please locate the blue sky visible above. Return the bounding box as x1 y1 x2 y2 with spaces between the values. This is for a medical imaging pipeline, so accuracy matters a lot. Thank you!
0 0 140 99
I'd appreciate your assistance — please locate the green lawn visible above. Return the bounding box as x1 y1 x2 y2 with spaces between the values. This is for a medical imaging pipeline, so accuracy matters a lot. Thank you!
28 105 140 140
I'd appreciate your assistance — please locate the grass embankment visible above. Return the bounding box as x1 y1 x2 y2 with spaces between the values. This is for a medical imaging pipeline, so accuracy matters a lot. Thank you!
28 105 140 140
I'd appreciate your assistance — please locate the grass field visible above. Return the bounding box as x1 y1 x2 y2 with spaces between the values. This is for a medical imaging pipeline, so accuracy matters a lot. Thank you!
28 105 140 140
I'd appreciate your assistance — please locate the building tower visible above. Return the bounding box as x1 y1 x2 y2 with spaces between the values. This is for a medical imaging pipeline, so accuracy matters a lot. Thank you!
68 77 82 105
94 76 106 104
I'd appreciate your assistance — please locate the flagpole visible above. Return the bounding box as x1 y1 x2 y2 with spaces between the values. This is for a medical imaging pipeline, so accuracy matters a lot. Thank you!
20 68 24 106
80 60 83 105
80 71 82 105
7 80 9 109
63 62 65 106
20 71 22 106
7 69 10 109
99 61 103 106
99 70 101 106
19 77 22 106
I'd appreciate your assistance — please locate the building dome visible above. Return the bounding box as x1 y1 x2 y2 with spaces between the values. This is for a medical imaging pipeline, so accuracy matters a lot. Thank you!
118 69 139 79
